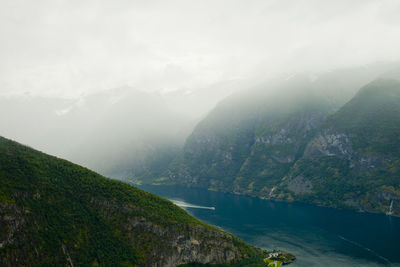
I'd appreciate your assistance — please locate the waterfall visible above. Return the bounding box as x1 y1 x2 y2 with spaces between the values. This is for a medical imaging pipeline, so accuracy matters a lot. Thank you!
387 200 394 215
269 186 276 197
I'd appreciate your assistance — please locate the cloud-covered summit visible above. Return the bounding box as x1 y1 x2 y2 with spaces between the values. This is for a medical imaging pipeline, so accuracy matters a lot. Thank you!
1 0 399 97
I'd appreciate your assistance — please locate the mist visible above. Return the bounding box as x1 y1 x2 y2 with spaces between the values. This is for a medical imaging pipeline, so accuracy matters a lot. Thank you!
1 0 400 97
1 0 400 179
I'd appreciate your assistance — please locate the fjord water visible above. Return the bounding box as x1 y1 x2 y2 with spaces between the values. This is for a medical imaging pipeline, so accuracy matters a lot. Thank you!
139 185 400 267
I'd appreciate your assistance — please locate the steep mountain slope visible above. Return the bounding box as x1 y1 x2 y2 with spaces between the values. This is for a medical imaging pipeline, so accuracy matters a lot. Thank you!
0 136 263 266
164 75 334 194
0 88 196 183
274 78 400 215
154 68 400 216
65 88 195 181
1 63 396 186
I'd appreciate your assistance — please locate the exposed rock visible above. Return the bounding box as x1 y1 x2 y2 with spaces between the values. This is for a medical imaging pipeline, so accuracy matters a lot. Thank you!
61 244 74 267
0 203 25 250
70 197 254 267
155 77 400 217
354 155 384 172
0 135 262 267
304 131 353 159
255 129 294 145
287 176 313 195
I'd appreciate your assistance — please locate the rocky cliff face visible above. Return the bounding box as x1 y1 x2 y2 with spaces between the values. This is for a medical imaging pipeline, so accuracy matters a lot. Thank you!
129 221 244 267
303 130 354 159
273 79 400 216
159 77 400 217
0 136 261 267
165 76 331 197
0 198 252 267
90 198 252 267
0 203 25 252
274 128 400 216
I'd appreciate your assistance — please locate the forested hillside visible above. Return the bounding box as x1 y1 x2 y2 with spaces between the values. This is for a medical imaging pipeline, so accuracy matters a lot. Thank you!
150 72 400 216
0 136 263 266
274 78 400 215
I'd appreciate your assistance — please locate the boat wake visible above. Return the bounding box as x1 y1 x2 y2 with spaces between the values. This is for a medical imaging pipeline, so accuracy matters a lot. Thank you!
338 235 391 264
170 199 215 210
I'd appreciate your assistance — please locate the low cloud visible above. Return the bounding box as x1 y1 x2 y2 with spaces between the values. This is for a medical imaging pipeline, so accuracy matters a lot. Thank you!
0 0 399 97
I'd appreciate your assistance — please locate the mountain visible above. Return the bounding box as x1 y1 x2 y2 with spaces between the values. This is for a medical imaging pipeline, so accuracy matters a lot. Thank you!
151 67 400 216
0 136 264 266
0 88 197 183
0 63 396 185
64 88 196 181
157 67 370 189
273 78 400 215
164 75 332 193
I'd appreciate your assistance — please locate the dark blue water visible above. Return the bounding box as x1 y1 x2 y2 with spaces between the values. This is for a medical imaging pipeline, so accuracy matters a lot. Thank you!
138 185 400 267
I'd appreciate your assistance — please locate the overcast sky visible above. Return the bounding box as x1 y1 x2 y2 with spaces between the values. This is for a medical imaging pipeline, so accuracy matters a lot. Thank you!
1 0 400 98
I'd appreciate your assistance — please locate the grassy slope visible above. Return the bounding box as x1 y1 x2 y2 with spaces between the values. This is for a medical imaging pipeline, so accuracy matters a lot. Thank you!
0 136 261 266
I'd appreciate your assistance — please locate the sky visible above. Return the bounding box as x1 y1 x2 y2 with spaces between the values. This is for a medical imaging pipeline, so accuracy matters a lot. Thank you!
1 0 400 98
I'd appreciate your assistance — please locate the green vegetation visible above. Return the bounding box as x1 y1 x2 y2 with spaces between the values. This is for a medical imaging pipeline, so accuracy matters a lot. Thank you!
178 256 266 267
274 78 400 214
179 250 296 267
264 251 296 265
326 78 400 157
168 79 331 195
158 76 400 216
264 259 282 267
0 136 262 266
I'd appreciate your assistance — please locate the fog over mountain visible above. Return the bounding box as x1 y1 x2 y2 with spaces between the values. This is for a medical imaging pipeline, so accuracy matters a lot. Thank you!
3 2 400 266
1 0 400 179
1 0 400 98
